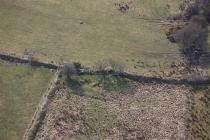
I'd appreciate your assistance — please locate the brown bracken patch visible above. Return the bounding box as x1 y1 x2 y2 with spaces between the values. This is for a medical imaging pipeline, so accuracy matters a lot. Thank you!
36 83 192 140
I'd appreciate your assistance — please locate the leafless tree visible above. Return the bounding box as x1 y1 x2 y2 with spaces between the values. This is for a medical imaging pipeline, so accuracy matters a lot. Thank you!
109 59 125 73
95 59 125 86
95 59 125 73
62 63 77 80
95 59 109 72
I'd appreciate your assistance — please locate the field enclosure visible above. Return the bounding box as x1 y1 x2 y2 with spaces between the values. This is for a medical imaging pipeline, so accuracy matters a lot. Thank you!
35 74 210 140
0 0 210 139
36 74 192 140
0 0 185 75
0 61 54 140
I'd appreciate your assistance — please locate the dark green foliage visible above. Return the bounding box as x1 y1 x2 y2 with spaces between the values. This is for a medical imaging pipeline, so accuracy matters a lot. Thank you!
102 75 132 92
66 75 135 99
184 0 210 22
173 15 208 65
67 78 85 96
61 63 77 80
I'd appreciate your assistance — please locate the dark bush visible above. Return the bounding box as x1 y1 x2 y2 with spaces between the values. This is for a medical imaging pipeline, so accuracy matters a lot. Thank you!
184 0 210 22
184 3 199 18
62 63 77 80
190 15 208 27
73 62 82 69
173 15 208 65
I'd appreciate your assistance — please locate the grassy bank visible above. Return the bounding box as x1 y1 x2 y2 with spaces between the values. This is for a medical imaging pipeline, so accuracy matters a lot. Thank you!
188 85 210 139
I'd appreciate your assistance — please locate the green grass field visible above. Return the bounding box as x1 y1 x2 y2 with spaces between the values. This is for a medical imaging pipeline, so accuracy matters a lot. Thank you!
0 0 185 75
67 74 135 98
0 61 54 140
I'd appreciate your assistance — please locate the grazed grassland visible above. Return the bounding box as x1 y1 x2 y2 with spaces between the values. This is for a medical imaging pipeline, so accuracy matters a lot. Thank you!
0 0 184 75
0 61 54 140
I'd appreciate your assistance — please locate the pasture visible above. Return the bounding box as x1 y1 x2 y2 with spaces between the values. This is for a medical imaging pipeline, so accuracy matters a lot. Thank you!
0 61 54 140
0 1 210 139
0 0 184 75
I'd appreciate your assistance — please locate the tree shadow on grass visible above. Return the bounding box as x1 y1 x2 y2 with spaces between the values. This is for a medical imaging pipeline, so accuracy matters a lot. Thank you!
66 77 101 99
200 53 210 69
102 75 133 93
66 78 85 96
66 75 135 99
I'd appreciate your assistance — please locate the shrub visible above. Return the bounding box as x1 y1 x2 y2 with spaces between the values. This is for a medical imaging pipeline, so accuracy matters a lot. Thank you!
73 62 82 70
190 15 208 27
62 63 77 80
108 59 125 73
95 59 109 72
95 59 125 73
183 0 210 22
184 2 199 18
173 15 208 65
